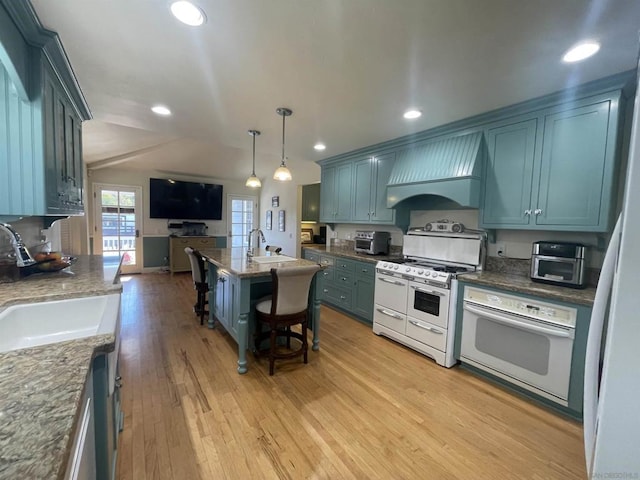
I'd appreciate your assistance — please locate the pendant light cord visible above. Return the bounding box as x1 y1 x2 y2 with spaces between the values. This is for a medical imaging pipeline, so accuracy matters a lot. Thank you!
281 112 286 166
252 133 257 175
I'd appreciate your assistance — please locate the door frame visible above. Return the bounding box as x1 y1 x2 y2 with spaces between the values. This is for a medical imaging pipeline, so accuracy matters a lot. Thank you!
92 183 144 274
227 194 258 248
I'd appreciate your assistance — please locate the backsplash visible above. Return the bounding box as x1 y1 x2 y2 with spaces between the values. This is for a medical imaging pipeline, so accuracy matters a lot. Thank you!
0 217 60 255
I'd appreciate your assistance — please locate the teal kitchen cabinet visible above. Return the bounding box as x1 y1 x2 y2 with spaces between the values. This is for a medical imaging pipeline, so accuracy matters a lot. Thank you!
352 261 375 322
42 57 84 214
481 92 622 232
352 152 396 224
213 268 236 334
319 162 353 223
481 117 538 226
301 183 320 223
304 249 376 324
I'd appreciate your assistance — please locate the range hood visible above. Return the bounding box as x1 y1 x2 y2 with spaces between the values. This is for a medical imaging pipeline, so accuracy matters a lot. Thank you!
386 131 484 209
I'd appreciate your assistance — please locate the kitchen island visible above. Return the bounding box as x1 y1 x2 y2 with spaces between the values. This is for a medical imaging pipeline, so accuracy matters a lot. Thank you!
0 256 122 479
199 248 321 374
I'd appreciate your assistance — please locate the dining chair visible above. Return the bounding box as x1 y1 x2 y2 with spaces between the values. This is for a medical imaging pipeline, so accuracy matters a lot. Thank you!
254 264 321 375
184 247 208 325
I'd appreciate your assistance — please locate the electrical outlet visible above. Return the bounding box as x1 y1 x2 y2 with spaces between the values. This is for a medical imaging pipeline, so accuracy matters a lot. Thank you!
495 242 506 257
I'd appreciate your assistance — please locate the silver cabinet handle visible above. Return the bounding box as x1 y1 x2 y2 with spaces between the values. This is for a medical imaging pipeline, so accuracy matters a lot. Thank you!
376 308 403 320
323 272 330 276
361 269 369 273
534 208 543 215
408 320 443 334
341 277 348 281
411 285 444 296
379 277 404 286
340 295 346 300
524 209 532 216
322 288 329 293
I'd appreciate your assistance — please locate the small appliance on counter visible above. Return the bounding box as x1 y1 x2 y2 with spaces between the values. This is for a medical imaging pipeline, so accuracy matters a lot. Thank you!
530 241 587 288
354 231 390 255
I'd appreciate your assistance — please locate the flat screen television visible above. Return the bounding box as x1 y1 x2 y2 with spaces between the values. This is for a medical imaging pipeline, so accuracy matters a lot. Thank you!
149 178 223 220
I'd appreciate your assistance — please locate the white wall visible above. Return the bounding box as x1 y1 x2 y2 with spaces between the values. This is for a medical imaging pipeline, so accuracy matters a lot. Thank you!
87 167 254 239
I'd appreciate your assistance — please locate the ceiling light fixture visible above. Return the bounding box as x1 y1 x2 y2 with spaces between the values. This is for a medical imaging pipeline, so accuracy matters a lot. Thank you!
151 105 172 116
314 143 326 151
562 42 600 63
246 130 262 188
273 107 293 182
403 109 422 120
170 1 206 26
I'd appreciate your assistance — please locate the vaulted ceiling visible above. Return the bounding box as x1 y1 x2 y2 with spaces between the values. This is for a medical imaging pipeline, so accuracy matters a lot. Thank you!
31 0 640 183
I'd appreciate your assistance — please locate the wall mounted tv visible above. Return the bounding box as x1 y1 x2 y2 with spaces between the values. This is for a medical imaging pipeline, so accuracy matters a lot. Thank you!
149 178 223 220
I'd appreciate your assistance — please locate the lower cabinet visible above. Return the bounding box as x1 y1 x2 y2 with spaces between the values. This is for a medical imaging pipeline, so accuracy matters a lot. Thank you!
303 249 375 324
170 236 216 273
212 268 238 337
65 369 96 480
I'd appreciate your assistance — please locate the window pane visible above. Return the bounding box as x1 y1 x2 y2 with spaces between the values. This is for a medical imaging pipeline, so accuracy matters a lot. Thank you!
119 191 135 207
101 190 118 206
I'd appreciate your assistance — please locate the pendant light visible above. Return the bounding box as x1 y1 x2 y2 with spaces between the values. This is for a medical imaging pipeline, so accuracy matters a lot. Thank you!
246 130 262 188
273 107 293 181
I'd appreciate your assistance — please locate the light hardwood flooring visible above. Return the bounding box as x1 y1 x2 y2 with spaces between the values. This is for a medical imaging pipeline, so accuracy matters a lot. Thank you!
116 273 586 479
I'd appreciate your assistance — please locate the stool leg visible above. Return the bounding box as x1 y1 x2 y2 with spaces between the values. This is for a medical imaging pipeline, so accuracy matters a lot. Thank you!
302 317 308 364
269 327 277 376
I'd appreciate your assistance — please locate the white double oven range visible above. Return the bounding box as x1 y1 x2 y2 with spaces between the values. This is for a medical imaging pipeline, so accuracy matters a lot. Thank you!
373 229 484 367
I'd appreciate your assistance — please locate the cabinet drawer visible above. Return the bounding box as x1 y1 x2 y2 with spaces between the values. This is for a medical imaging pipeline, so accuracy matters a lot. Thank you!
322 284 352 309
303 250 321 263
355 261 375 279
406 316 447 352
334 258 355 273
319 266 334 283
334 271 353 287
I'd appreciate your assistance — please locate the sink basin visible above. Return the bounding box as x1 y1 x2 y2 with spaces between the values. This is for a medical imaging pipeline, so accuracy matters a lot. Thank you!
250 255 298 264
0 294 121 353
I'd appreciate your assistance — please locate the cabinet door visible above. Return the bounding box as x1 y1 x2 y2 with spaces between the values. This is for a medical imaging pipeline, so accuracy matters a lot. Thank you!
353 262 375 322
334 163 353 221
481 118 537 227
301 183 320 223
214 270 230 330
370 153 396 223
536 101 612 228
352 158 374 221
319 166 336 222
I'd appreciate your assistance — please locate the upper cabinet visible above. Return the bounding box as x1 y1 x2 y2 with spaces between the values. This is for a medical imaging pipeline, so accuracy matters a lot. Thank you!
320 162 353 223
301 183 320 223
352 153 396 224
0 3 90 217
480 92 623 232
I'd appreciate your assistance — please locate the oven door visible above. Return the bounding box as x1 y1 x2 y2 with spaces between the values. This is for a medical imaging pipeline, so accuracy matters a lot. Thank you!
407 281 449 329
374 273 408 313
460 301 575 404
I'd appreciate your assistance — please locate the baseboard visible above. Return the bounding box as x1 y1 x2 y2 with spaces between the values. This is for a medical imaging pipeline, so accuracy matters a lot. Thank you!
142 266 169 274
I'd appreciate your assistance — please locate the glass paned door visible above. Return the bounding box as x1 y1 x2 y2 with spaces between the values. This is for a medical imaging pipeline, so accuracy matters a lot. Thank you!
94 184 143 274
228 195 257 249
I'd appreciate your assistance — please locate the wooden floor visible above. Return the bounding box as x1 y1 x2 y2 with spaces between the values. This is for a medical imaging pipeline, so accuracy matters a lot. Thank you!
116 273 586 479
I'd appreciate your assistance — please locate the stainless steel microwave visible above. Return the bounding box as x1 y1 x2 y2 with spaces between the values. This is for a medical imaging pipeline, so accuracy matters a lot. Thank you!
530 241 587 289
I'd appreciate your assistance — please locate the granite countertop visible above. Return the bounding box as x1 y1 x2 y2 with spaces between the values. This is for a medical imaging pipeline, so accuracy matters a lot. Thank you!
200 247 319 277
458 271 596 307
301 245 396 264
0 255 122 479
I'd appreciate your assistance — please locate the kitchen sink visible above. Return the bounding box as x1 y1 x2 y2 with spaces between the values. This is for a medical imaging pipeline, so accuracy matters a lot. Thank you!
250 255 297 264
0 294 121 353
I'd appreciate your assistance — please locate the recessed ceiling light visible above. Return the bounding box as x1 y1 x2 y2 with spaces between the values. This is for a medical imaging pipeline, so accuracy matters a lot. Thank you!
314 143 326 151
403 109 422 120
562 42 600 63
170 1 206 26
151 105 172 116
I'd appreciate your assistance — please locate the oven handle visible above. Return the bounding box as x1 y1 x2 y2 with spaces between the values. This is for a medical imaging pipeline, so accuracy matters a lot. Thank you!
408 320 443 334
378 277 405 287
411 285 445 297
376 308 404 320
463 303 574 339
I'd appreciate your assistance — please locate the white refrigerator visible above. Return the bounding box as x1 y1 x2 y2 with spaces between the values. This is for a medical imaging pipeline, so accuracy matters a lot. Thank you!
583 65 640 476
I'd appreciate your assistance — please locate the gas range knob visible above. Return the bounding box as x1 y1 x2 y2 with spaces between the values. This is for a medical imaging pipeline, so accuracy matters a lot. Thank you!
423 271 431 277
405 267 412 273
416 269 424 275
381 263 388 268
393 265 399 270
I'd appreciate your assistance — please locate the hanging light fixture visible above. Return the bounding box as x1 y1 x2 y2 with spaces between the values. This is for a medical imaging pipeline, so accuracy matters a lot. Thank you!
246 130 262 188
273 107 293 181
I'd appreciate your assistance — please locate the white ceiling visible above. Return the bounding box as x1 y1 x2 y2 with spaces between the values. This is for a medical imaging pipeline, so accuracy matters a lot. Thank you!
31 0 640 183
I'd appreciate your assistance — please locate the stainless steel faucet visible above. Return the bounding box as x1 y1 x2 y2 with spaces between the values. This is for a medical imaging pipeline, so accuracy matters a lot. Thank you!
246 228 266 257
0 223 36 267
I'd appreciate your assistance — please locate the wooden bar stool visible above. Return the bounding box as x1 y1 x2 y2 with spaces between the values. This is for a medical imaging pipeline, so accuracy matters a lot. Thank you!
254 265 320 375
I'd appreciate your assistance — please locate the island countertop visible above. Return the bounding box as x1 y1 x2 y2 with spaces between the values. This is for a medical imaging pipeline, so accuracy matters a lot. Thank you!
200 247 318 277
0 255 122 479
